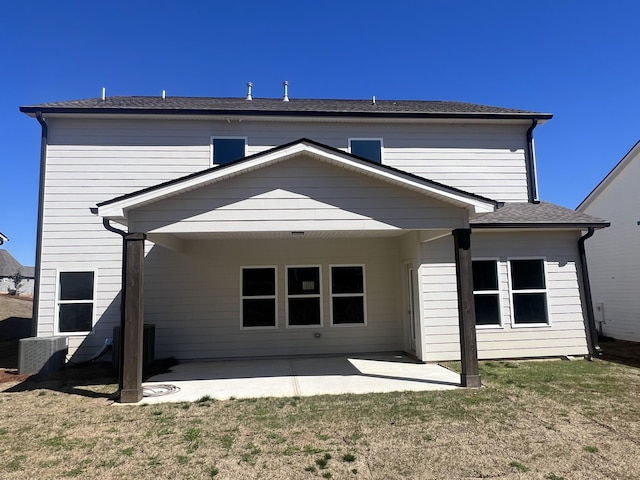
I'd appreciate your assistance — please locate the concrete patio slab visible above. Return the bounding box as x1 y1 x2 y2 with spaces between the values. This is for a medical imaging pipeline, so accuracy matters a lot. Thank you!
140 354 461 404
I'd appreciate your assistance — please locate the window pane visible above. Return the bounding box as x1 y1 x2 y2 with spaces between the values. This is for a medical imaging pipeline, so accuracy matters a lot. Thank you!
59 272 94 301
288 298 321 326
59 303 93 332
332 267 363 294
333 297 364 324
288 267 320 295
243 268 275 296
472 261 498 291
213 138 245 165
513 293 548 324
350 140 381 163
242 299 276 327
511 260 545 290
474 295 501 326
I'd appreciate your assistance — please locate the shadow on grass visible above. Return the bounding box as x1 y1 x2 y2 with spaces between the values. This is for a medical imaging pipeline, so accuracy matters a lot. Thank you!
2 358 179 400
599 338 640 369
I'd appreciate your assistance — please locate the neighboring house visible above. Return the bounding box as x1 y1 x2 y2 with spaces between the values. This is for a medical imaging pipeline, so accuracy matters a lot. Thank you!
0 249 35 296
21 90 607 402
577 140 640 342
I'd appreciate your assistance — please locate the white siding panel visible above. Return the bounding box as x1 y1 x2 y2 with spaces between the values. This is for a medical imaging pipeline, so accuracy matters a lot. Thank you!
419 231 589 362
581 147 640 341
131 157 466 233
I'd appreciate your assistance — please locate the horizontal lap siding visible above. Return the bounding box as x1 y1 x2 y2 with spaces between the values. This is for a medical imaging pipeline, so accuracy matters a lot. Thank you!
581 150 640 342
38 118 211 358
38 116 528 358
144 237 402 360
420 231 588 361
131 157 466 233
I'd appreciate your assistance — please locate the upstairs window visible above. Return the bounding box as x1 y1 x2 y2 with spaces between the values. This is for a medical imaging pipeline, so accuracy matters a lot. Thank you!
241 267 277 328
331 265 366 325
211 137 246 165
509 259 549 325
349 138 382 163
57 271 95 334
472 260 502 327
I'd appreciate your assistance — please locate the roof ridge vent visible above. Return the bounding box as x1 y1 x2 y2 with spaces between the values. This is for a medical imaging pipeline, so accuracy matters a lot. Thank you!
246 82 253 101
282 81 289 102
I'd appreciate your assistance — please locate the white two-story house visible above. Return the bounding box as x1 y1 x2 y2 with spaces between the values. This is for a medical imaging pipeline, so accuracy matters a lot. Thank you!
20 89 607 402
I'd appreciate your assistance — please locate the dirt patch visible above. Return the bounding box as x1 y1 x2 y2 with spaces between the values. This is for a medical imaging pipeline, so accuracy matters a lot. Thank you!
0 368 30 384
0 293 33 321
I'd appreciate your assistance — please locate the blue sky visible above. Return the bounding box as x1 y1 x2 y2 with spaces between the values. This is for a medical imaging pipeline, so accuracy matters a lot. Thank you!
1 1 639 266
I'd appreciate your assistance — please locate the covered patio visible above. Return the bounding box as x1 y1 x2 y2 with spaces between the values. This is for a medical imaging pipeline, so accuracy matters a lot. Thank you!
139 354 461 404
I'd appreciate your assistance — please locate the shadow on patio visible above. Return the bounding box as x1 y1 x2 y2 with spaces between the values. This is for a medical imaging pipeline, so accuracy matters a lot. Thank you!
140 353 462 404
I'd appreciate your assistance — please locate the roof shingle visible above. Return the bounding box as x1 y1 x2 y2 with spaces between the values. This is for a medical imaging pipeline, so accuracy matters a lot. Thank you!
471 201 609 228
20 96 552 120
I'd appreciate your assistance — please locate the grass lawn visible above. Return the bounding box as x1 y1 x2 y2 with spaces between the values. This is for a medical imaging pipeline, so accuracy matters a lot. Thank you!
1 358 639 479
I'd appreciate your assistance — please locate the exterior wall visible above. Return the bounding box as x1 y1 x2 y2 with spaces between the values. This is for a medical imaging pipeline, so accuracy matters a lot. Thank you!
580 149 640 341
45 116 529 202
419 230 589 361
72 237 403 361
36 114 531 359
130 156 467 234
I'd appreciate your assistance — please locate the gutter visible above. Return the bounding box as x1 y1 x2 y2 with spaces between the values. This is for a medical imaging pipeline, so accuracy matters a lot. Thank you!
578 227 602 357
31 112 48 336
102 218 127 391
526 119 540 203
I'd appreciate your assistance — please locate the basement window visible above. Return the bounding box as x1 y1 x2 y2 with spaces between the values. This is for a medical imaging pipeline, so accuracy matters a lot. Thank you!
349 138 382 163
472 260 502 327
241 267 277 328
287 266 322 327
56 271 95 334
211 137 247 166
509 258 549 326
331 265 366 325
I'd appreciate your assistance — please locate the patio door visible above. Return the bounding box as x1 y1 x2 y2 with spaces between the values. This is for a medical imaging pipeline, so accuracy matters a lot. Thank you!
405 263 418 352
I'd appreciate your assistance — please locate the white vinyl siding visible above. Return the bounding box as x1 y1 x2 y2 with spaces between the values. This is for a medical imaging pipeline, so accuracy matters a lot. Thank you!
143 237 401 360
420 231 588 361
579 145 640 342
129 156 468 234
35 114 531 360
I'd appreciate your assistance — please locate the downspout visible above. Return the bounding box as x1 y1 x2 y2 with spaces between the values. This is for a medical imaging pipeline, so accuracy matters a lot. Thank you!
578 227 602 358
102 218 127 390
31 112 48 336
526 119 540 204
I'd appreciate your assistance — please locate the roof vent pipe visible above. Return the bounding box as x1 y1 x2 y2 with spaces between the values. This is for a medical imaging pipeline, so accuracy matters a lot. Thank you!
372 95 376 105
102 87 106 101
162 90 166 99
283 81 289 102
246 82 253 101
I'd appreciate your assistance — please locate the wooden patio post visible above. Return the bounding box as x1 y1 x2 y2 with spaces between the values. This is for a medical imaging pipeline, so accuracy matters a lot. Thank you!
119 233 146 403
452 228 481 388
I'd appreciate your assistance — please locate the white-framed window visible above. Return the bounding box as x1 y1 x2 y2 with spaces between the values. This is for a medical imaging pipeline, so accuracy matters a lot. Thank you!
240 266 277 329
508 258 550 326
210 136 247 166
55 270 96 334
472 259 503 328
349 138 383 163
330 265 366 326
286 266 322 328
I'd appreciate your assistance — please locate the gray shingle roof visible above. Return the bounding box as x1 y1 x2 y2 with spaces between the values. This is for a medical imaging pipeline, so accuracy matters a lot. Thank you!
471 201 609 228
0 250 34 278
20 96 552 120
